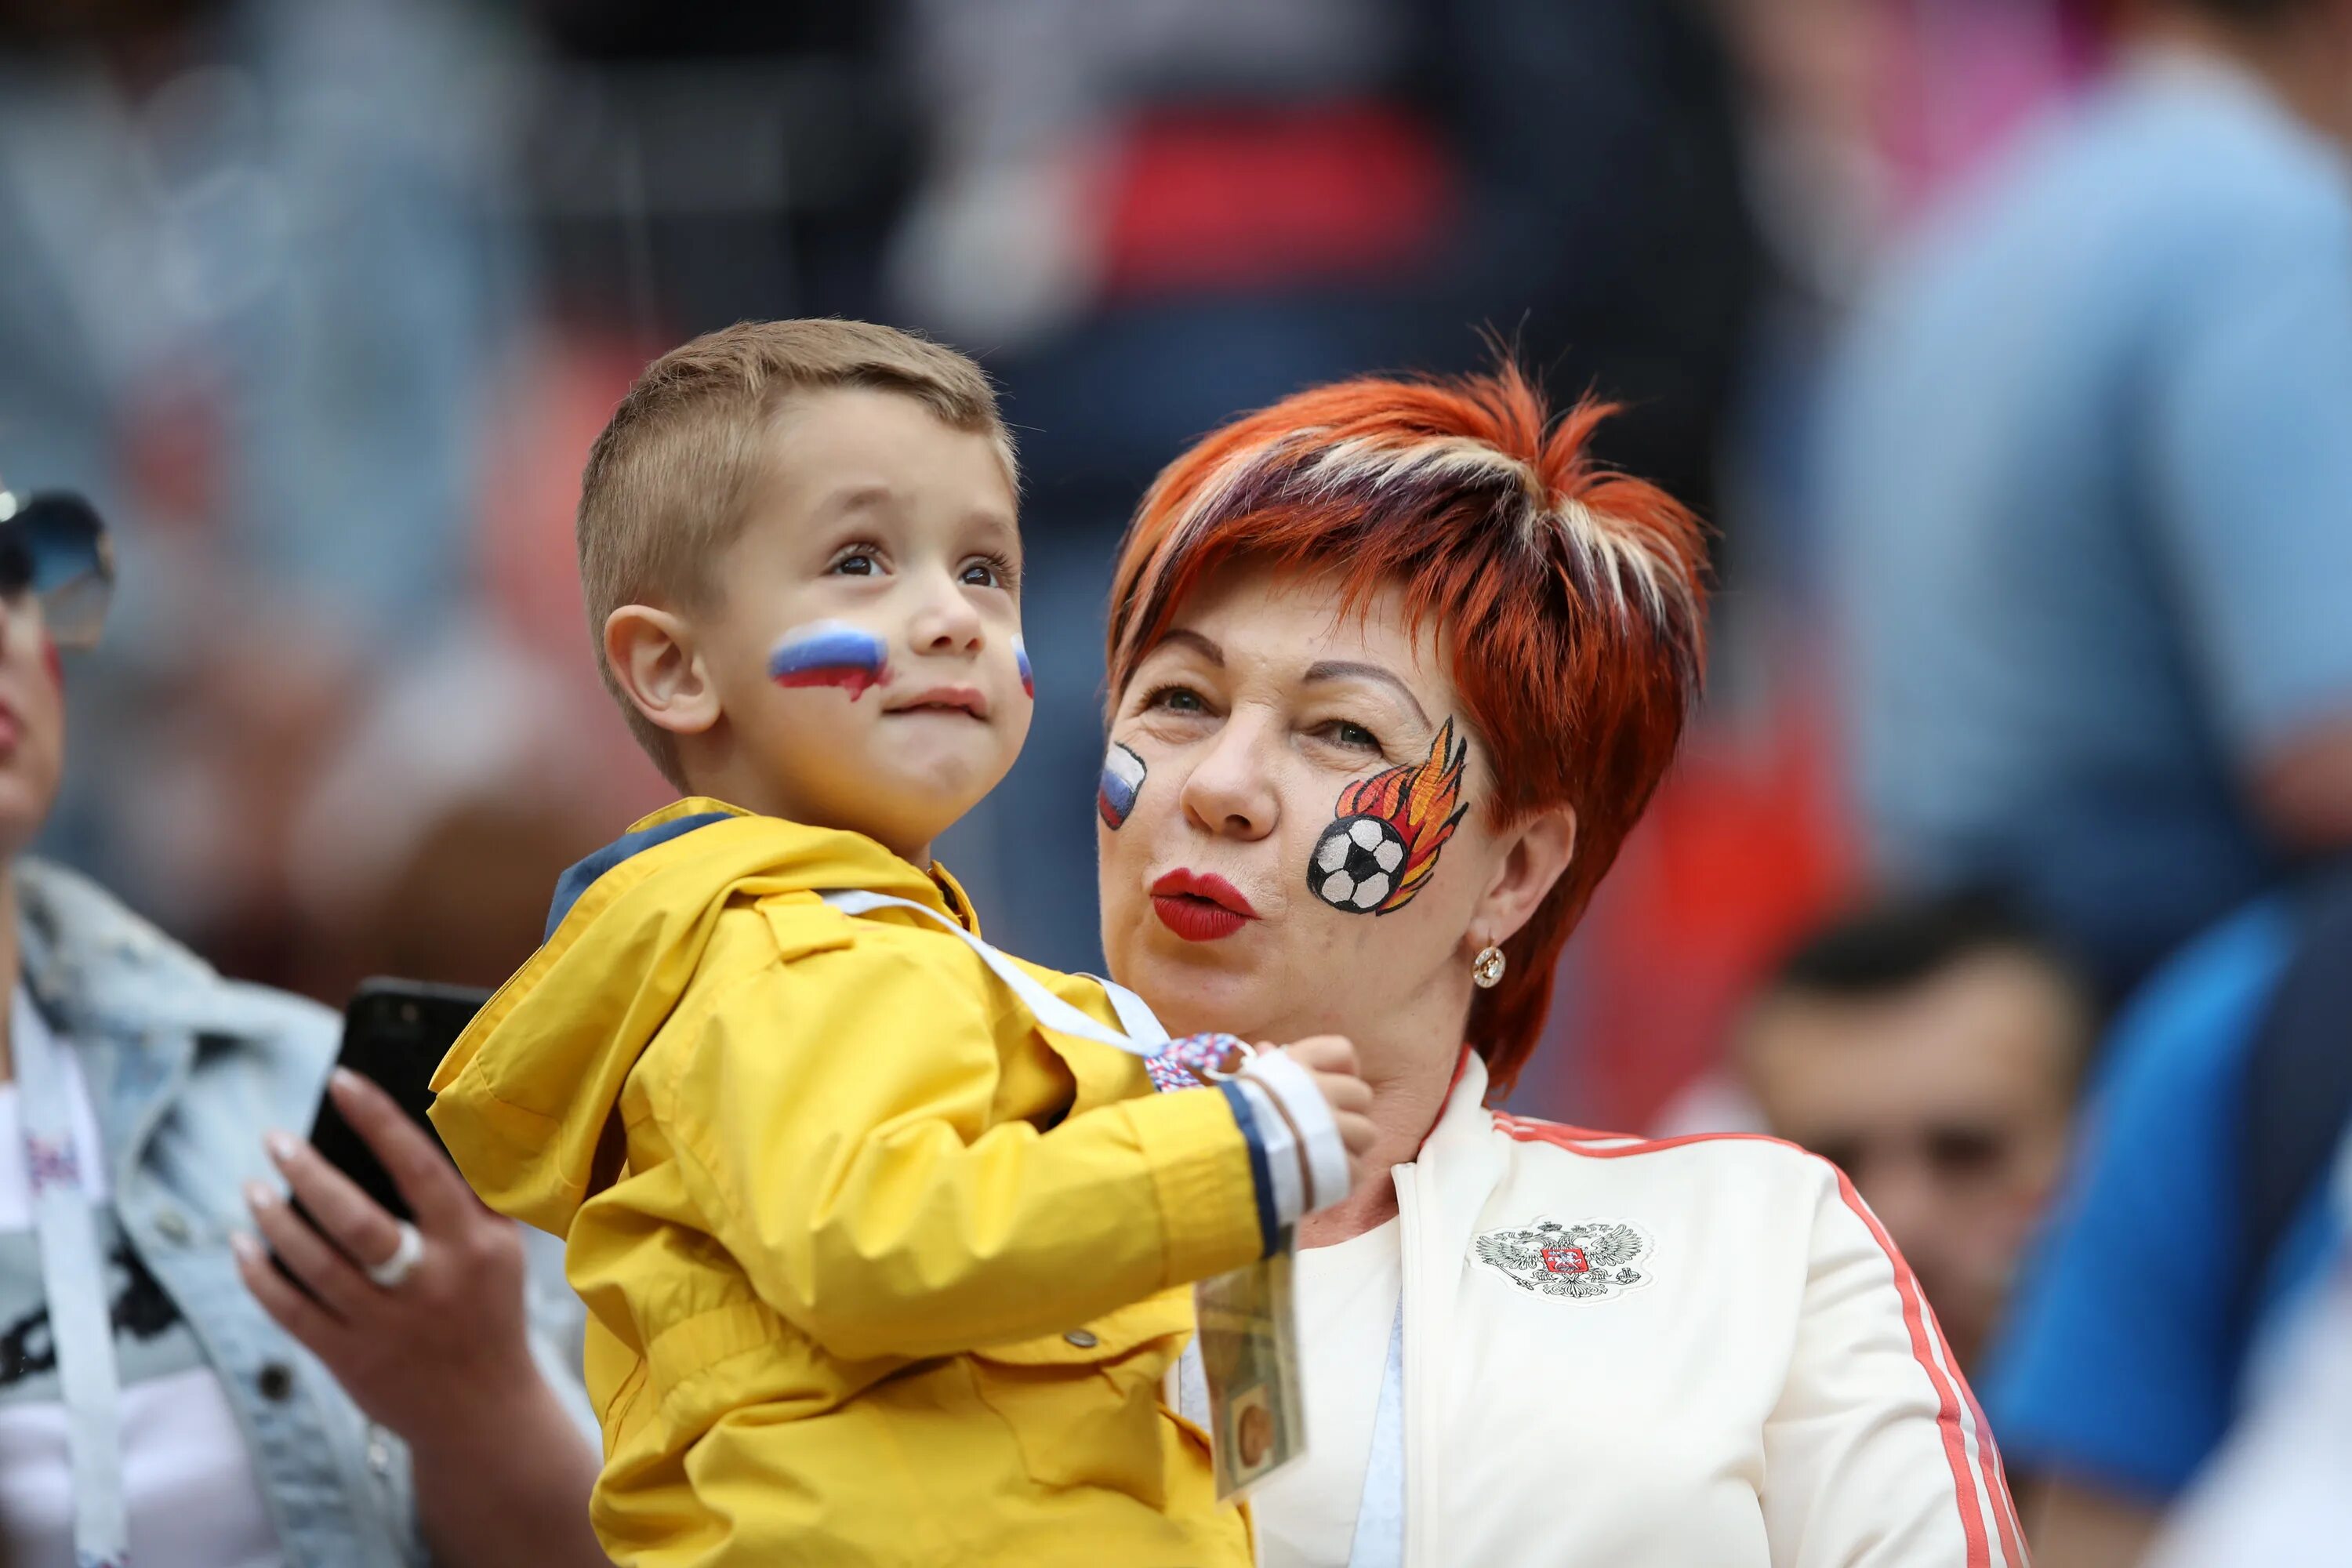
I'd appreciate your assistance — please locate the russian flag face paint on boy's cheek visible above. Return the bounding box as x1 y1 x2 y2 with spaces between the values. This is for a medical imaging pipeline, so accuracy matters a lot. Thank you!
768 622 891 699
1098 742 1146 829
41 637 61 688
1013 636 1034 699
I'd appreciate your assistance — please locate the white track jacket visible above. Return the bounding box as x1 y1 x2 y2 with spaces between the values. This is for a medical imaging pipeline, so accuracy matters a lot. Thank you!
1356 1051 2024 1566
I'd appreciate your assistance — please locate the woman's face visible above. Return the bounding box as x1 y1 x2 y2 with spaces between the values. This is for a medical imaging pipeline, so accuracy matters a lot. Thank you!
0 586 64 863
1099 562 1529 1058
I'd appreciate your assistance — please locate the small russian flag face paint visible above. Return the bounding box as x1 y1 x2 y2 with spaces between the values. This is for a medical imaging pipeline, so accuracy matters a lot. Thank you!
1013 636 1034 699
768 621 891 699
1098 742 1147 829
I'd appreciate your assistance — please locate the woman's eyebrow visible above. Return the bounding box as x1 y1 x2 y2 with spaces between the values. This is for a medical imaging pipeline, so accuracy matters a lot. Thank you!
1303 660 1430 728
1157 628 1225 666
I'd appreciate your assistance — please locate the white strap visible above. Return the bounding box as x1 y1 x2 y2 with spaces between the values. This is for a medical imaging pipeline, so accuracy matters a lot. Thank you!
1083 971 1167 1046
1345 1299 1406 1568
13 989 129 1568
818 891 1171 1055
1241 1048 1352 1213
1178 1335 1212 1430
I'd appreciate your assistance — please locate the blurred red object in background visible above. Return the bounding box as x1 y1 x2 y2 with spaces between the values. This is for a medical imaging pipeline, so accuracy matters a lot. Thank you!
1534 681 1860 1131
1096 101 1456 300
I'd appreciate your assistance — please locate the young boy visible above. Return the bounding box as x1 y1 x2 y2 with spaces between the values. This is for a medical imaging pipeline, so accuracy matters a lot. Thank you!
428 321 1371 1566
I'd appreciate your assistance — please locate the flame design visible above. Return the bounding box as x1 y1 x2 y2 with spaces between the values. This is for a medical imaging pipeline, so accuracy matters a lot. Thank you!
1334 718 1469 912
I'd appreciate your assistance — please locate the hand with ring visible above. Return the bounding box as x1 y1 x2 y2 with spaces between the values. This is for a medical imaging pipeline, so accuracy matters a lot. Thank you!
231 1065 596 1471
233 1066 540 1436
231 1068 606 1568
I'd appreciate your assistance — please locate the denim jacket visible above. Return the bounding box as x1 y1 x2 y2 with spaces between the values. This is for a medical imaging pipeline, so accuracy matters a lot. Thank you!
16 858 591 1568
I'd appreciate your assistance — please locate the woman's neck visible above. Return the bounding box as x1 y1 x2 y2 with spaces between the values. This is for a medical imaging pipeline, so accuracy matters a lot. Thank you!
1294 1014 1465 1249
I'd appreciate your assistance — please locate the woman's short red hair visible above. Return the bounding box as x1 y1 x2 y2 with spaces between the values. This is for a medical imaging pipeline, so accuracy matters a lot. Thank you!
1105 365 1708 1095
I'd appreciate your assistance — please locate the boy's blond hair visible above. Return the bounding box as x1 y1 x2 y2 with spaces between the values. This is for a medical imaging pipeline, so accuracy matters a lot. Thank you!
579 318 1015 785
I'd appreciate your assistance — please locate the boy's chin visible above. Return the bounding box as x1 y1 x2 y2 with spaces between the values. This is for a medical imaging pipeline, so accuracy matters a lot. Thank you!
894 734 1014 794
840 775 1004 856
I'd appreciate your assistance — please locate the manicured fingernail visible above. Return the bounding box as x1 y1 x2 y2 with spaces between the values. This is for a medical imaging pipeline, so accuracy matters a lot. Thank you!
244 1180 278 1211
228 1231 262 1264
265 1131 300 1163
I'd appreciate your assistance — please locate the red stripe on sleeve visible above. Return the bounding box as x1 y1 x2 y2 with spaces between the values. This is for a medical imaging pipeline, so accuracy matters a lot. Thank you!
1825 1163 1996 1568
1956 1352 2027 1565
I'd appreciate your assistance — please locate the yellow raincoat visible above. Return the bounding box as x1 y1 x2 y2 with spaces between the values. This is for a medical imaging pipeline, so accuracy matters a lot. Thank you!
429 800 1267 1566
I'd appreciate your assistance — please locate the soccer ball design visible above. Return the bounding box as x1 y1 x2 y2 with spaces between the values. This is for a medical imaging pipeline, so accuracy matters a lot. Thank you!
1310 815 1407 913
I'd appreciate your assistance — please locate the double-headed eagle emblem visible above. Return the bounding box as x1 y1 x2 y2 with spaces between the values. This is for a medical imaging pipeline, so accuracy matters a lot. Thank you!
1473 1218 1654 1302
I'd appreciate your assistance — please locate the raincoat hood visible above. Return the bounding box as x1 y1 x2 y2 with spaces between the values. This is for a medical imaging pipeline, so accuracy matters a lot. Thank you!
427 798 963 1236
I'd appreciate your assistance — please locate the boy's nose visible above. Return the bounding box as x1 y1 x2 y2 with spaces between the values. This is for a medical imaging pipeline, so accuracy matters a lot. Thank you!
908 579 986 655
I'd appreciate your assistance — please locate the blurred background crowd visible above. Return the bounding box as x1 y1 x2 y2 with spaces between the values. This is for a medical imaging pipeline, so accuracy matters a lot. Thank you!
4 0 2352 1561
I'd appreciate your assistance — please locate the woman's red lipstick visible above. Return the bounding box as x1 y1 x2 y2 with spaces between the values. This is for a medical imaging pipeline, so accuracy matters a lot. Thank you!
1150 870 1258 942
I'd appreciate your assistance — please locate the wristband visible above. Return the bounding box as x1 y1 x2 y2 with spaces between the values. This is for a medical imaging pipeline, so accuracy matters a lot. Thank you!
1214 1081 1280 1255
1240 1049 1352 1213
1229 1077 1305 1227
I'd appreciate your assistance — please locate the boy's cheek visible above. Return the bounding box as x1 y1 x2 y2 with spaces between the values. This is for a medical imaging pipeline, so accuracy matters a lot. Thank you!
766 619 893 699
992 693 1035 774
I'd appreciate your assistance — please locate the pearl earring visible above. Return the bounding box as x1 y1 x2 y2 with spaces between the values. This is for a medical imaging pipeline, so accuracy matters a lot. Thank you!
1472 942 1506 989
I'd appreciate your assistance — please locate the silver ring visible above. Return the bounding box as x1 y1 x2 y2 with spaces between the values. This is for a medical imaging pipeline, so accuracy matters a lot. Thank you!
365 1221 425 1289
1200 1039 1258 1082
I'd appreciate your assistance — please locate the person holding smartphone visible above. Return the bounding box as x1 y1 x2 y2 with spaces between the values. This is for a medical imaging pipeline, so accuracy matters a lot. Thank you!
0 475 607 1568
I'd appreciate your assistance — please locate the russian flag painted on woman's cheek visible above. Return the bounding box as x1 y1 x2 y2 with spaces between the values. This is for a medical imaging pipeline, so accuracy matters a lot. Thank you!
1098 742 1147 829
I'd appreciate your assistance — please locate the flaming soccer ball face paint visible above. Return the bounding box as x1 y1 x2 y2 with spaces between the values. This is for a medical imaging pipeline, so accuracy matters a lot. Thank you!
1308 718 1469 914
768 621 891 699
1013 635 1035 699
1098 742 1147 829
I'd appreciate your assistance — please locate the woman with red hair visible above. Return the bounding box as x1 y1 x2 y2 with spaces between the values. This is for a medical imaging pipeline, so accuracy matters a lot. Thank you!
1095 368 2022 1566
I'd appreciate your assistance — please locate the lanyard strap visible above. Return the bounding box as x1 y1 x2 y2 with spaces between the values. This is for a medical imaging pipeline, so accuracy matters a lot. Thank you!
13 989 129 1568
817 891 1171 1056
1345 1300 1406 1568
1171 1277 1408 1562
1086 969 1167 1047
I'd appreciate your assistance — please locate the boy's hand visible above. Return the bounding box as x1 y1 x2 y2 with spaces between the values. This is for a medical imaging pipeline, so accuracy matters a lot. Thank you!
1274 1034 1377 1200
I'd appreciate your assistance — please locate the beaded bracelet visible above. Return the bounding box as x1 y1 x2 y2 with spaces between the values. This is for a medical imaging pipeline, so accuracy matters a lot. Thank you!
1145 1032 1254 1094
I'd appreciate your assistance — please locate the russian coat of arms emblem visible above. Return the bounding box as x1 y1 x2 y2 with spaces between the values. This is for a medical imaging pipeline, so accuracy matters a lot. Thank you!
1473 1218 1654 1302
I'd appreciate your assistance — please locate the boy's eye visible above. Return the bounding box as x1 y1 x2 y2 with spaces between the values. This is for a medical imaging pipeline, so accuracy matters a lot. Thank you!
960 551 1019 593
832 552 877 577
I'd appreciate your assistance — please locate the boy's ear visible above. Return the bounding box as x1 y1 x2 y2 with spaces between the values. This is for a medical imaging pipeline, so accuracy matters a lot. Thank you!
604 605 722 737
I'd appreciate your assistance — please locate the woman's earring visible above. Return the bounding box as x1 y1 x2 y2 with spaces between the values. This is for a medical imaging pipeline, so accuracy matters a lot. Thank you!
1472 943 1506 989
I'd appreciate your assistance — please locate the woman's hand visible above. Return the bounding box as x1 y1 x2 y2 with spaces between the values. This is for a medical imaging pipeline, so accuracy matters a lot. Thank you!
231 1066 539 1436
231 1067 608 1568
1276 1034 1378 1196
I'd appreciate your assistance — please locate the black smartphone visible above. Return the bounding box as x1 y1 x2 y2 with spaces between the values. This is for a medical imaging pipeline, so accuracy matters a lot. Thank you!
305 978 489 1221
